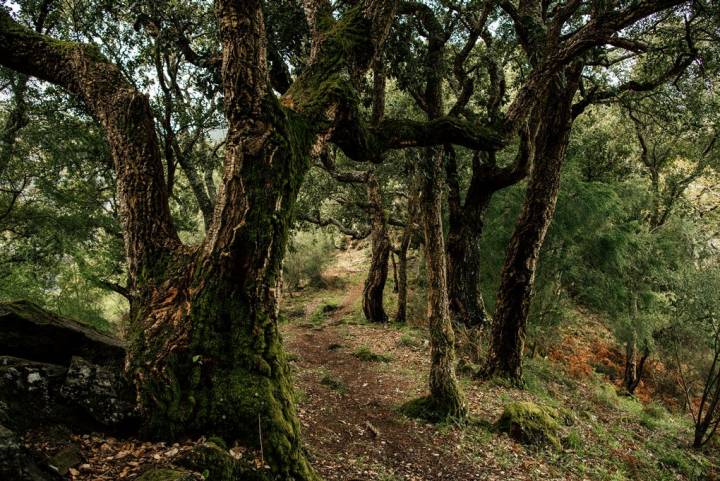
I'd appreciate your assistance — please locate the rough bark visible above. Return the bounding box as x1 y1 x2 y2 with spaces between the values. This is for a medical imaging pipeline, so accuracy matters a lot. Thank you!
483 67 581 384
419 147 466 418
394 201 415 323
624 336 649 395
446 151 492 329
362 172 390 323
405 2 467 418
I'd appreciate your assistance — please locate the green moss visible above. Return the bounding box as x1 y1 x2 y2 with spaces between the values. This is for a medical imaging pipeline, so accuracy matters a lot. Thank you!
353 346 391 363
496 401 563 449
320 374 347 393
593 383 620 408
175 441 272 481
398 396 460 423
397 333 423 349
135 469 195 481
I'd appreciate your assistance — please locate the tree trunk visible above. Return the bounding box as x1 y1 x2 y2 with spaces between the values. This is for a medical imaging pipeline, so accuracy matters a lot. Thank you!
362 172 390 323
394 220 413 323
128 242 314 480
391 253 399 293
624 336 639 394
446 151 492 328
419 146 466 418
484 67 581 384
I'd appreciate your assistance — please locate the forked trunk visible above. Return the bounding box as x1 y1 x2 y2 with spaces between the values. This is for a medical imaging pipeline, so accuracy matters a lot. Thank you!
127 89 318 479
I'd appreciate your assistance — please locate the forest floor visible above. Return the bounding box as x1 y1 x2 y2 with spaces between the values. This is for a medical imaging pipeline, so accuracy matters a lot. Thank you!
278 246 718 481
24 246 718 481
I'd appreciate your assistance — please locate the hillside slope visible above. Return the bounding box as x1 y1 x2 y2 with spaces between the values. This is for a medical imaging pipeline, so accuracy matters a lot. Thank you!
280 247 717 481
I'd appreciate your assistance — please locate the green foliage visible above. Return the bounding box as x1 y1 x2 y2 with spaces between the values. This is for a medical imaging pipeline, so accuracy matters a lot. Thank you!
283 230 335 291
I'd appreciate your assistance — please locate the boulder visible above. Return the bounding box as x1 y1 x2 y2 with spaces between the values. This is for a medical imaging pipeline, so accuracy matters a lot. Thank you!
0 356 90 432
60 356 137 427
0 301 125 367
495 401 563 449
0 356 136 432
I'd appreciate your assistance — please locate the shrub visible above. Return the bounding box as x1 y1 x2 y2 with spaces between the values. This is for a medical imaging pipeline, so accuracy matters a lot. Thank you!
283 230 335 291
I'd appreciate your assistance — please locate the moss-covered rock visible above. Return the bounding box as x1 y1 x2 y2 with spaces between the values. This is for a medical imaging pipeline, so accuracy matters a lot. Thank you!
496 401 562 449
176 442 270 481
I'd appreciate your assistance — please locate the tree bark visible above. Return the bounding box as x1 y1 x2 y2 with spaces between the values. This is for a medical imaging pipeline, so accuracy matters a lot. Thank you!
420 146 466 418
362 172 390 323
483 67 581 384
624 336 649 395
446 151 492 328
394 204 415 323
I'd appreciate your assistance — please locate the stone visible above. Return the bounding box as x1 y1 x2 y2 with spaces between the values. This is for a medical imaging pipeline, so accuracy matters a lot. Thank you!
60 356 137 427
495 401 563 449
0 424 59 481
48 445 82 476
0 356 89 432
0 301 125 367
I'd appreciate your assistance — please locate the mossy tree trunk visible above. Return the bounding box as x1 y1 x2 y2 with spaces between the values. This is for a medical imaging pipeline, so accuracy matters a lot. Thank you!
420 146 466 418
362 172 390 323
484 67 581 384
0 2 401 478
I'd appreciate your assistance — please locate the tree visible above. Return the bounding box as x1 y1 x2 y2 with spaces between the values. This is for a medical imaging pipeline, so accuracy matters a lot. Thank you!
666 267 720 448
483 0 696 383
0 0 506 476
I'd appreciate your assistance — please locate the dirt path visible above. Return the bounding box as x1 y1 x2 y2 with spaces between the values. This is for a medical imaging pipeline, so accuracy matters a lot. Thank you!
279 247 577 481
282 267 488 481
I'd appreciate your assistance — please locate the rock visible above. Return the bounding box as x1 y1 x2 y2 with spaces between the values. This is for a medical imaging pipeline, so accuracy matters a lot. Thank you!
0 424 59 481
48 445 82 476
496 401 563 449
0 355 136 432
135 468 198 481
60 356 137 427
0 301 125 367
0 356 90 432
